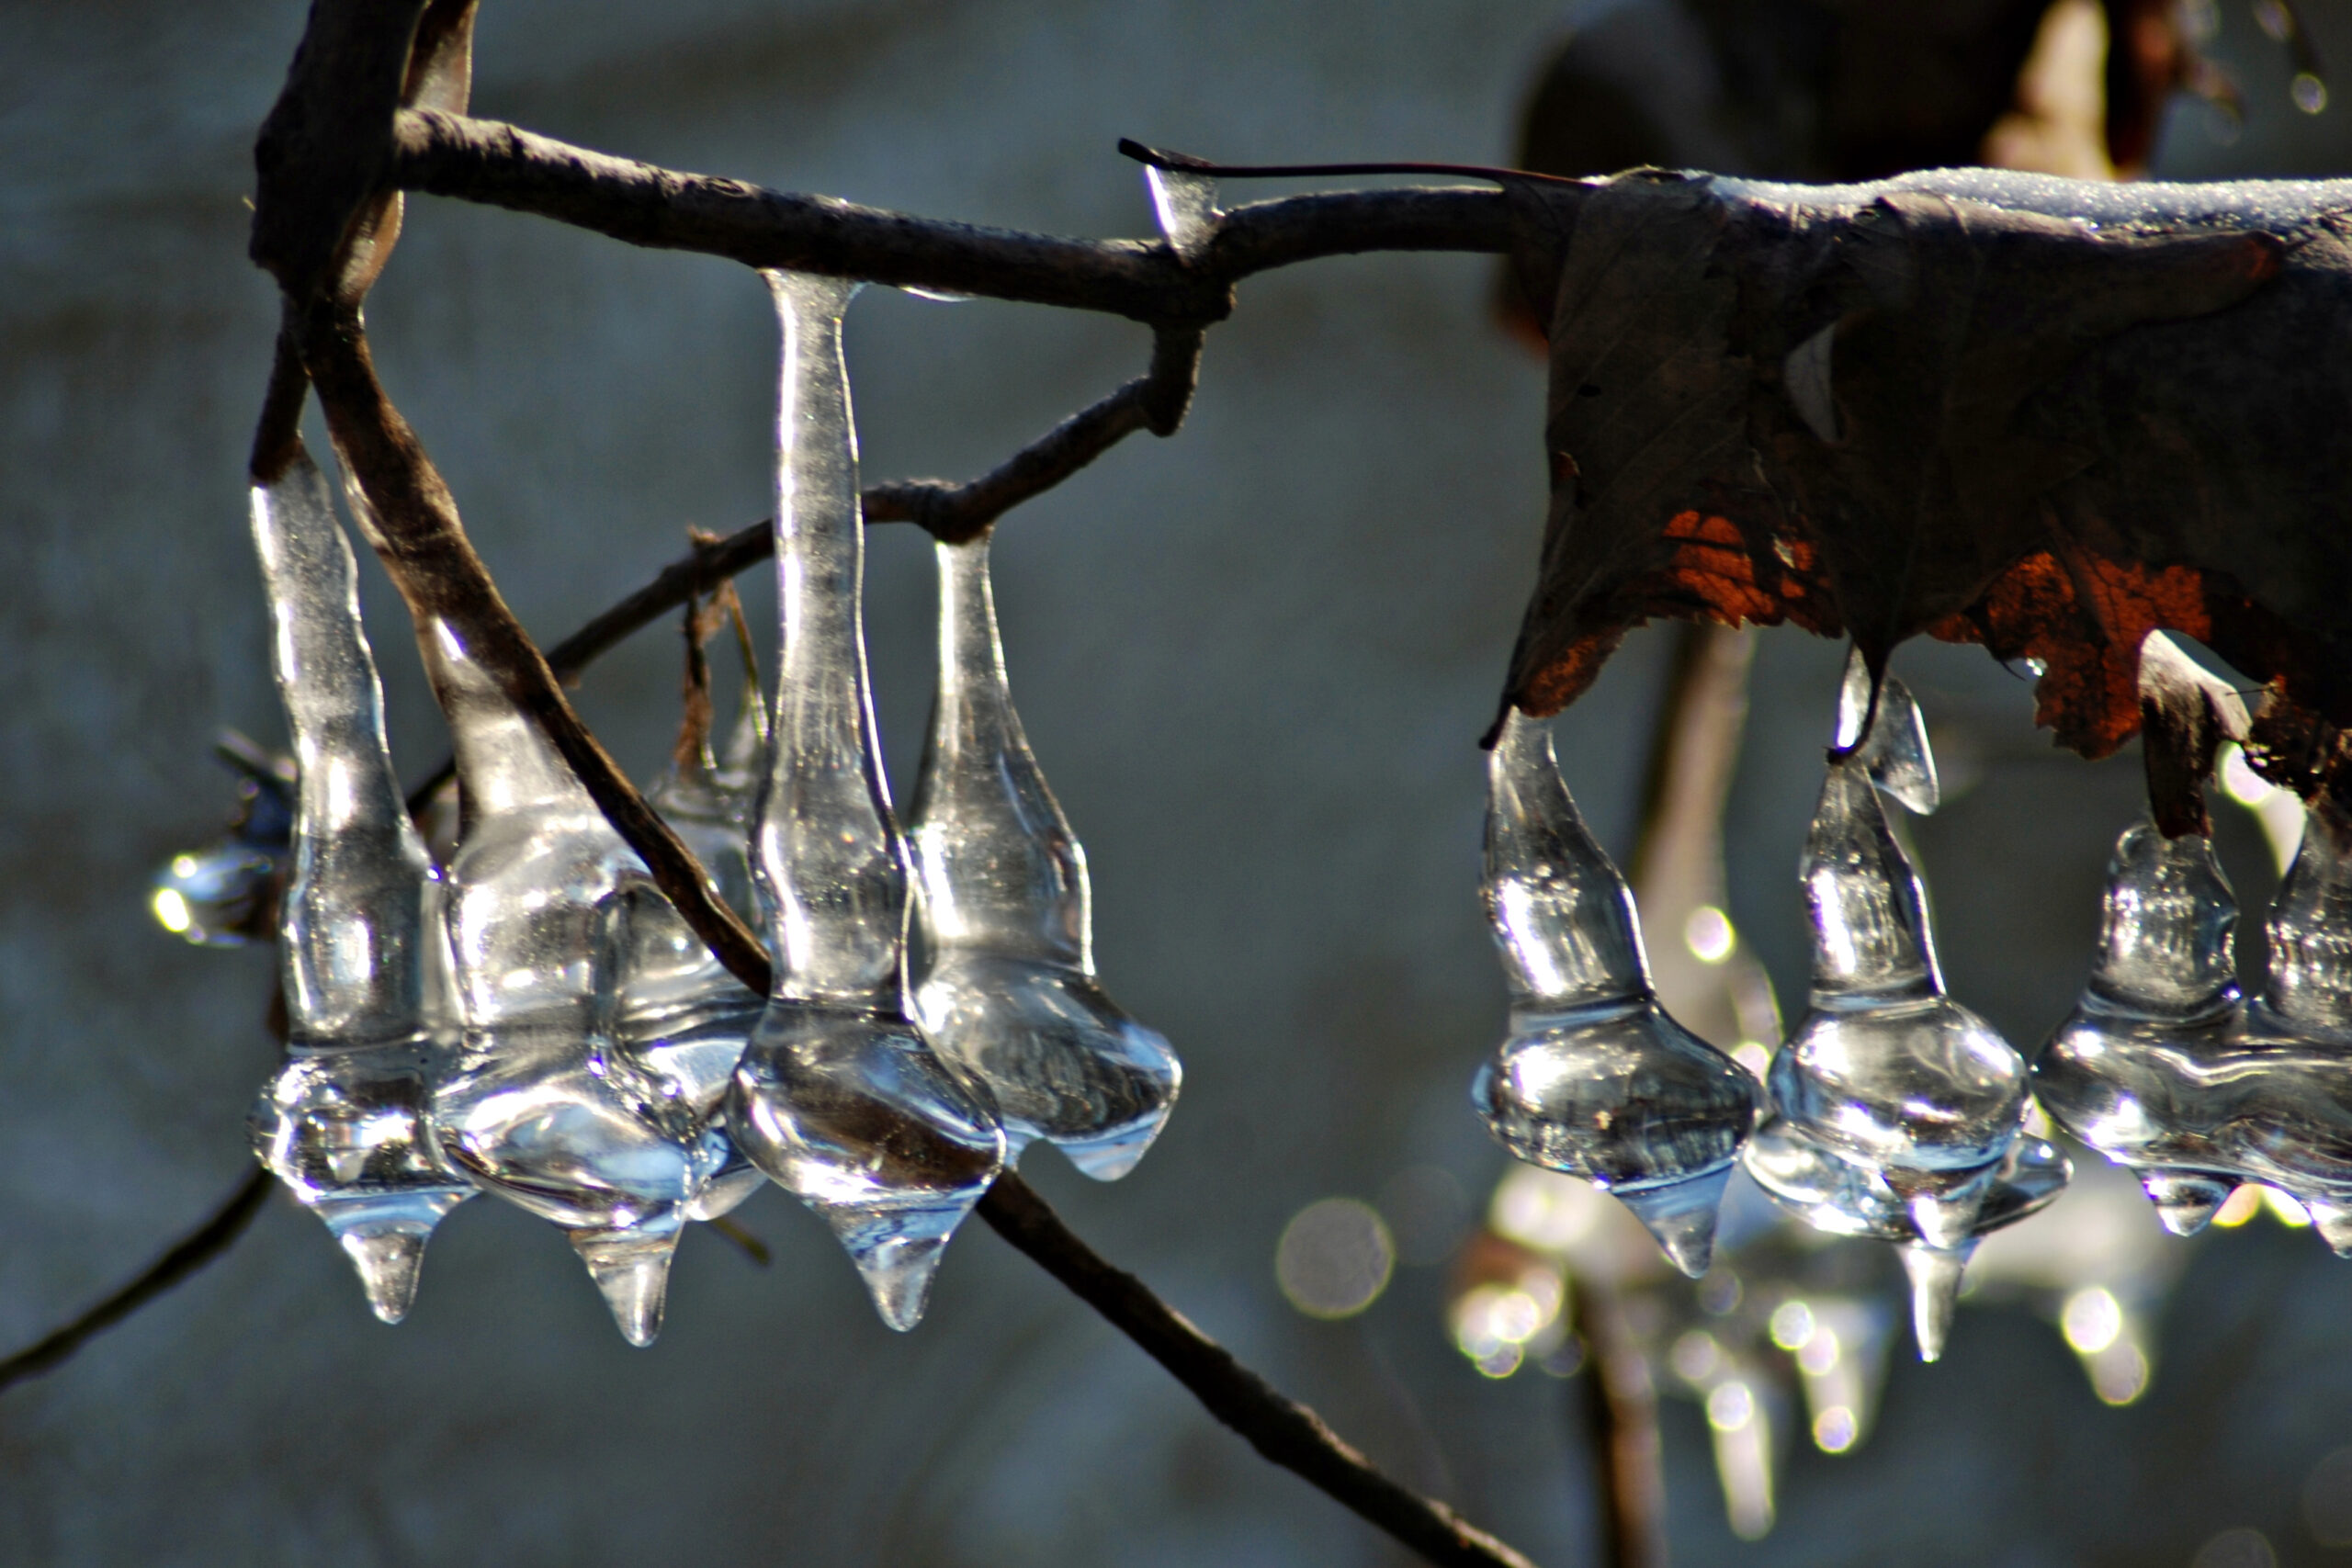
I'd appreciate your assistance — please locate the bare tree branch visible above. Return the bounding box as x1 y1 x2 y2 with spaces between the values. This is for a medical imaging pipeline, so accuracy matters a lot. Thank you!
386 108 1520 321
978 1174 1538 1568
0 1169 272 1393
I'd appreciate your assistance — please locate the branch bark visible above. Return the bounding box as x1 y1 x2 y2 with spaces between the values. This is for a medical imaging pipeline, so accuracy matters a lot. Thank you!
979 1174 1538 1568
387 107 1519 322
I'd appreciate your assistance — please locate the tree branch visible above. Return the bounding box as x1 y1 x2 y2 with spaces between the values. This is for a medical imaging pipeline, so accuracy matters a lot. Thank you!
387 107 1519 322
0 1169 271 1393
978 1173 1537 1568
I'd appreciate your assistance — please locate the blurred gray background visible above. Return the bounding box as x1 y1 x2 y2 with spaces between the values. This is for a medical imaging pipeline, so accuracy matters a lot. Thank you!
8 1 2352 1563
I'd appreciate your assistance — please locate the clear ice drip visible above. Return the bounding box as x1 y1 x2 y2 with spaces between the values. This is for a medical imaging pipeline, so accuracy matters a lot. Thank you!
909 533 1181 1179
727 271 1005 1331
243 453 473 1325
2035 819 2247 1235
1766 659 2030 1256
2040 799 2352 1253
1144 165 1219 264
1744 1117 2068 1359
420 610 728 1346
1471 710 1761 1278
637 666 771 1224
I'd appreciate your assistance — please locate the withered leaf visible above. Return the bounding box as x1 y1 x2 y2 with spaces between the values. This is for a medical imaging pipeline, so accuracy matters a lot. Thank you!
1499 169 2335 762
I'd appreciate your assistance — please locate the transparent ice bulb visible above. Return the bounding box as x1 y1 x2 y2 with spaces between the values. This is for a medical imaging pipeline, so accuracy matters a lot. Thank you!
420 613 729 1346
727 270 1005 1331
243 452 474 1325
1744 1115 2068 1359
1767 661 2030 1252
909 533 1181 1179
1471 709 1761 1277
2036 819 2247 1235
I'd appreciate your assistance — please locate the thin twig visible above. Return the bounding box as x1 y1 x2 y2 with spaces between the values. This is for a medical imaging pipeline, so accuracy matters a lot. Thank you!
387 108 1520 322
0 1169 272 1393
978 1173 1538 1568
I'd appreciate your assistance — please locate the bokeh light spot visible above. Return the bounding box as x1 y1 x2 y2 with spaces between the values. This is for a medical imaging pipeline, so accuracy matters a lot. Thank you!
1275 1198 1393 1320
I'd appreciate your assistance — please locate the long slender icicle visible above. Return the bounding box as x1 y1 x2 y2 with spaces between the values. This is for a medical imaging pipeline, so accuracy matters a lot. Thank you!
910 532 1181 1179
420 610 728 1346
1472 709 1760 1277
245 452 474 1325
728 271 1005 1332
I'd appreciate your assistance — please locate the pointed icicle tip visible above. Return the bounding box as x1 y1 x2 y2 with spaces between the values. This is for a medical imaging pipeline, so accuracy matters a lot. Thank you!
1836 649 1939 815
1618 1166 1734 1279
1906 1183 1988 1252
838 1223 954 1332
571 1229 682 1348
2305 1196 2352 1258
337 1228 429 1325
1900 1242 1974 1362
2141 1168 2236 1236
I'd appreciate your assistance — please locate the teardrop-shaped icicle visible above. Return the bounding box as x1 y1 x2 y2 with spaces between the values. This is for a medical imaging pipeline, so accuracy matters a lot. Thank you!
243 452 473 1324
1472 710 1760 1277
1899 1240 1974 1363
1145 164 1219 264
418 611 729 1344
727 271 1005 1331
2143 1169 2236 1236
909 533 1181 1180
2036 819 2245 1231
571 1227 684 1348
1768 673 2028 1245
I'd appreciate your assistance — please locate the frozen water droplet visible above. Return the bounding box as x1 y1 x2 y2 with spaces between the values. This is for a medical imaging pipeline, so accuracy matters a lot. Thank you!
2142 1168 2235 1235
1899 1241 1974 1362
243 454 475 1319
1618 1166 1733 1278
571 1226 682 1347
729 272 1003 1327
1145 165 1219 264
1745 1117 2065 1244
2306 1195 2352 1256
1472 711 1759 1269
910 534 1179 1180
1835 651 1939 814
1769 683 2026 1239
329 1206 452 1325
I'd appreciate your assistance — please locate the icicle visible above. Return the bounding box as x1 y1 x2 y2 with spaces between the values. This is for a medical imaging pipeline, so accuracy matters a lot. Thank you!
727 271 1005 1331
1144 165 1219 265
1767 658 2030 1253
242 453 473 1325
909 533 1180 1179
2035 819 2245 1235
1745 1115 2066 1359
1471 709 1760 1278
420 610 729 1346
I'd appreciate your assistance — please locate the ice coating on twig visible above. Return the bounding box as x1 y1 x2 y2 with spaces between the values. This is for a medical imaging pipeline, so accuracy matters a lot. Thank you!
910 534 1180 1179
420 613 729 1347
243 453 473 1325
1767 663 2030 1263
728 271 1005 1331
1145 165 1219 265
1472 710 1760 1278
